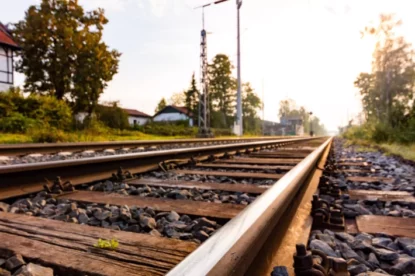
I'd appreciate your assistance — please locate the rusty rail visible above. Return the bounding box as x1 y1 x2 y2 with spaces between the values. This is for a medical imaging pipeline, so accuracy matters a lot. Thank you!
0 137 291 156
167 137 332 276
0 137 319 200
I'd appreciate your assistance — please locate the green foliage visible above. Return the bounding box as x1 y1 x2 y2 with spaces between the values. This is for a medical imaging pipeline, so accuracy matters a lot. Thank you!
184 73 200 124
0 113 37 133
342 119 415 145
94 238 119 250
212 128 235 136
12 0 121 114
242 82 262 134
0 89 72 133
155 98 167 113
135 121 197 136
355 14 415 127
342 125 372 141
209 54 237 128
96 102 129 130
29 127 67 143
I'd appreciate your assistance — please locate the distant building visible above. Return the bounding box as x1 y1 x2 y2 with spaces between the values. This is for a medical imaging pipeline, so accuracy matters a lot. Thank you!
123 108 151 126
153 105 193 126
280 114 304 136
0 23 19 92
262 120 284 136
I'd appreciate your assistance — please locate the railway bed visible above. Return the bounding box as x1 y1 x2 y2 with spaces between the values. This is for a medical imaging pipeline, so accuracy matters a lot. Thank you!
2 137 414 275
4 136 414 276
301 139 415 276
0 136 331 275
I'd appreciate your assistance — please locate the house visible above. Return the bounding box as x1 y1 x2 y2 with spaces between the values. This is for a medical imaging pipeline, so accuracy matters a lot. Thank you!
0 23 19 92
153 105 193 126
262 120 284 136
123 108 151 126
280 115 304 136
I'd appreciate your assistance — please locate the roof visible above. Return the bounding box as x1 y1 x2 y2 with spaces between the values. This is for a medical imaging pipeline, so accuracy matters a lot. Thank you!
172 105 193 116
123 108 151 118
0 23 19 50
154 105 193 117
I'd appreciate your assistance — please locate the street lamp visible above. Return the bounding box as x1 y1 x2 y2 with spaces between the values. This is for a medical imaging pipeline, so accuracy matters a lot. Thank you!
309 112 313 137
213 0 243 136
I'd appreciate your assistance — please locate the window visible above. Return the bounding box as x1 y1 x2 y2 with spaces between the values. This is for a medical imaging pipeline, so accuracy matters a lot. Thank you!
0 46 13 84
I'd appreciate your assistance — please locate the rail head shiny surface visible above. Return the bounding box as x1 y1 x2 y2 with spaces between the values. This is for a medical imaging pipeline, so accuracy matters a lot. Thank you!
0 137 319 174
167 137 332 276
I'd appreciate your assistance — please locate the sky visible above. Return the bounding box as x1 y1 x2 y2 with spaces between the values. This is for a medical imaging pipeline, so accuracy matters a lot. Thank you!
2 0 415 132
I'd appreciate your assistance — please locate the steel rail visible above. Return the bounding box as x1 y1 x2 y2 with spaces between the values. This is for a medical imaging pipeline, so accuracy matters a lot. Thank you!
0 137 289 156
167 137 332 276
0 137 319 200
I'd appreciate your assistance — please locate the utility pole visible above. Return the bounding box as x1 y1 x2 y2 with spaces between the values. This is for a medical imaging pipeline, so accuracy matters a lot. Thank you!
212 0 243 136
196 3 213 138
236 0 243 136
262 78 265 136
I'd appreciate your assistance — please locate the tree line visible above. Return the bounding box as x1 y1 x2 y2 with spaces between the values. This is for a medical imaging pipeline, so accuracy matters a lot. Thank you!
155 54 263 133
353 14 415 143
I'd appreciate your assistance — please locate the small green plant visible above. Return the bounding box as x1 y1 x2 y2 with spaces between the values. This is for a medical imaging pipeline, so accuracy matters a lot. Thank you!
94 238 119 250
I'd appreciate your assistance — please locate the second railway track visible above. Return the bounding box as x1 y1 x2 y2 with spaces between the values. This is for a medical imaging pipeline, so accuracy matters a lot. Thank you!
0 136 331 275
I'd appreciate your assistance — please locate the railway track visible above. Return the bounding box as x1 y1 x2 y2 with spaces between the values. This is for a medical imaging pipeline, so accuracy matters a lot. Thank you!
0 136 332 275
1 137 413 276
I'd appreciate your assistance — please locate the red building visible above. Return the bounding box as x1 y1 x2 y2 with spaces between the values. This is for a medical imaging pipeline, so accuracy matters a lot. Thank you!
0 22 19 91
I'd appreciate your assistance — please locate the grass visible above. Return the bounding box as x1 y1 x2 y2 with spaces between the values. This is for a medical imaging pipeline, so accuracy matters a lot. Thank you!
0 131 196 144
0 133 34 144
0 130 270 144
344 137 415 162
378 143 415 162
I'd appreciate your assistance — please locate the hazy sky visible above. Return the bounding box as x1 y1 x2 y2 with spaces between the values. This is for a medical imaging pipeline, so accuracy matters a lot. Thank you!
2 0 415 131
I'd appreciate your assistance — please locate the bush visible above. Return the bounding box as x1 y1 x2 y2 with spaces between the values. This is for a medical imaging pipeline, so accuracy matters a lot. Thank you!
0 113 37 133
96 103 129 130
370 123 392 143
342 125 372 141
0 89 73 132
137 122 197 136
81 118 111 135
212 128 234 136
29 127 67 143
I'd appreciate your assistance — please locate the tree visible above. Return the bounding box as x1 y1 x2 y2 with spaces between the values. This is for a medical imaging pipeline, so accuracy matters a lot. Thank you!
184 73 200 124
242 82 262 133
356 14 415 126
12 0 121 114
168 92 185 106
278 99 297 117
208 54 237 128
155 98 167 113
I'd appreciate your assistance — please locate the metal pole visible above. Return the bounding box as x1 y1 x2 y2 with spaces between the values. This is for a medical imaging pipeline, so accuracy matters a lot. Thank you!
236 0 242 136
262 78 265 135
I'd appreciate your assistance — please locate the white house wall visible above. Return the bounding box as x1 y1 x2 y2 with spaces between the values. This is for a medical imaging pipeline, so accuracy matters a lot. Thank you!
128 116 148 126
0 82 11 92
153 113 188 122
